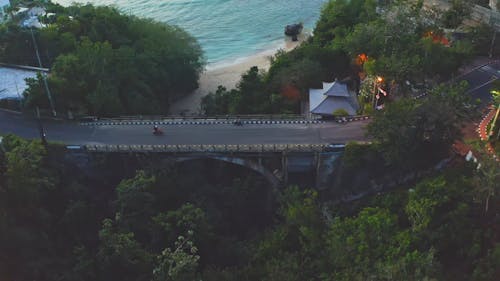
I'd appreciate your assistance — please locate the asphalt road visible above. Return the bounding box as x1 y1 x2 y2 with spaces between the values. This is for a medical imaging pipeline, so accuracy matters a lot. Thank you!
0 110 369 145
458 61 500 105
2 61 496 147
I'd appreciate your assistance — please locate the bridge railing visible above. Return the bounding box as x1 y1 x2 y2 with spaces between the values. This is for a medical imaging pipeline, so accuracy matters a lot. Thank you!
80 114 319 122
84 143 330 153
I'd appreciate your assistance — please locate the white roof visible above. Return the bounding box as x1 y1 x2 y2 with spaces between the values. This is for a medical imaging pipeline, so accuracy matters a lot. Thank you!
14 7 29 14
322 82 334 90
27 7 46 16
0 0 9 8
22 16 46 28
309 88 326 110
311 96 357 115
0 67 38 100
309 80 358 116
323 81 350 97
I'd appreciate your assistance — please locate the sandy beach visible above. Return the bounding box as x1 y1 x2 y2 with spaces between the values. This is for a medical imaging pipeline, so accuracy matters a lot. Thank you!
169 34 309 115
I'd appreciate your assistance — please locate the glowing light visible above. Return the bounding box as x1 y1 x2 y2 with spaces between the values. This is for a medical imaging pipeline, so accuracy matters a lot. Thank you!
356 53 368 65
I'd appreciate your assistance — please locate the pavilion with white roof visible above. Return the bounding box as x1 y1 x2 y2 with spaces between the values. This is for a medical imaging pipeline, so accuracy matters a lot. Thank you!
309 80 359 116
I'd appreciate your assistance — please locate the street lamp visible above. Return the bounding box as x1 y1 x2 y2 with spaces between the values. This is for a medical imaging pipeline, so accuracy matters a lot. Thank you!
30 28 56 117
35 106 48 147
372 76 384 109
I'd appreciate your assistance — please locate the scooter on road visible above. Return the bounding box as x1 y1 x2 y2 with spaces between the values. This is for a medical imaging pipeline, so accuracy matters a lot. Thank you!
153 126 164 136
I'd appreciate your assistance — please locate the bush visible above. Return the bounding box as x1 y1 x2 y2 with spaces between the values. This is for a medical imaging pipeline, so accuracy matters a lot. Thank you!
332 109 349 117
342 142 377 170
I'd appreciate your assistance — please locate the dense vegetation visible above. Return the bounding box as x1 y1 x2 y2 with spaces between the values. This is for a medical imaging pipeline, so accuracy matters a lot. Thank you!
1 77 500 280
1 0 499 280
201 46 351 115
0 137 276 280
0 2 204 116
201 0 496 115
0 135 499 280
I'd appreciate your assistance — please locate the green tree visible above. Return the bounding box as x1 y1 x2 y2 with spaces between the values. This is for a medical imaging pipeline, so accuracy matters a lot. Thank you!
406 190 439 233
114 171 156 242
152 203 211 251
201 86 234 115
314 0 378 46
472 243 500 281
8 4 205 116
467 23 498 56
97 219 153 281
367 83 471 169
324 207 437 280
252 187 325 280
402 173 477 268
4 135 53 204
0 135 59 281
152 233 200 281
473 155 500 214
441 0 472 29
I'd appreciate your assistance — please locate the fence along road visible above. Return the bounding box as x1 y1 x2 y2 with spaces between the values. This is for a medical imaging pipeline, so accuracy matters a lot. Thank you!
84 143 331 153
0 109 368 147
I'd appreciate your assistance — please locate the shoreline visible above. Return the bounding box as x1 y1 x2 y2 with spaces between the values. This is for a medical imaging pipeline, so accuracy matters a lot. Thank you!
169 33 310 115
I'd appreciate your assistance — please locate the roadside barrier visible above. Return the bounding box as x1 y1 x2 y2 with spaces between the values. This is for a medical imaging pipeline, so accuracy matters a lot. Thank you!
80 115 373 126
80 118 325 126
335 116 370 123
83 143 330 153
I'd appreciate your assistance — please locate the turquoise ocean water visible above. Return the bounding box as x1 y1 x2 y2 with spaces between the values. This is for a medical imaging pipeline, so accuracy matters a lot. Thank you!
53 0 327 67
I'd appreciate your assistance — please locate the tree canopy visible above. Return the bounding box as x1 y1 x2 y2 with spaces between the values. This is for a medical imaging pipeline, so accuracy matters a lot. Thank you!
0 4 205 116
1 131 499 280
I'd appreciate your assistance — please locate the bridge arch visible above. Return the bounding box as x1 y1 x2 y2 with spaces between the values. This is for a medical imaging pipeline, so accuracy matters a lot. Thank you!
175 155 281 187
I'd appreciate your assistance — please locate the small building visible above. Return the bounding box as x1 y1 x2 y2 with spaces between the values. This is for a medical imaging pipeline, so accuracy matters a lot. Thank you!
14 5 47 28
0 65 40 100
0 0 10 22
491 0 498 11
309 80 359 117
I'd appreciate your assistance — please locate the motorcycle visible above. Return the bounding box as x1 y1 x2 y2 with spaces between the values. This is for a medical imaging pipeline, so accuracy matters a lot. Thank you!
153 127 164 136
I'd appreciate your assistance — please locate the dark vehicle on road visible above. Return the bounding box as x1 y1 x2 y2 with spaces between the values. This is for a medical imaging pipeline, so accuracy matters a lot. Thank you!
153 125 164 136
325 143 346 152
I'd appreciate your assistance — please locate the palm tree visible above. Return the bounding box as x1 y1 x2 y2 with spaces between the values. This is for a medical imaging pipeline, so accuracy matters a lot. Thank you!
490 89 500 140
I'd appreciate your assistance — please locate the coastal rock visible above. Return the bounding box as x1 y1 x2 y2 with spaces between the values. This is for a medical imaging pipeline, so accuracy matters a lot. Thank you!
284 23 303 37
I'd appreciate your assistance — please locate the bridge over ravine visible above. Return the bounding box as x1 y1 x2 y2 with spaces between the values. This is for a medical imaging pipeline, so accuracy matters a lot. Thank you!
1 109 369 188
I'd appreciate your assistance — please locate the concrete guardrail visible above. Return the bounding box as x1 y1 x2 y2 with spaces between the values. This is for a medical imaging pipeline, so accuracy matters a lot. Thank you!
83 143 332 153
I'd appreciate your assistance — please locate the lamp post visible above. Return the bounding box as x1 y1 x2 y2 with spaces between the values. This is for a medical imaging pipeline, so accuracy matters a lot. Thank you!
30 28 56 117
372 76 383 109
35 106 48 147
